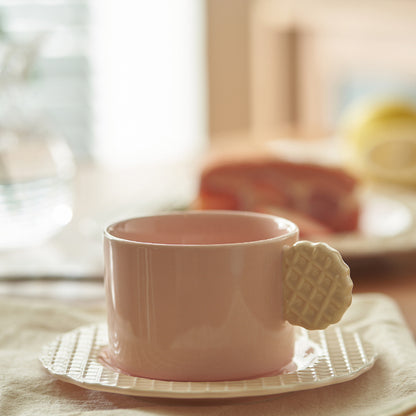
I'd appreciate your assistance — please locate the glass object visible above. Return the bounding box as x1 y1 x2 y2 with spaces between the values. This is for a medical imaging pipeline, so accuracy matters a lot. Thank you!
0 36 75 249
0 127 74 249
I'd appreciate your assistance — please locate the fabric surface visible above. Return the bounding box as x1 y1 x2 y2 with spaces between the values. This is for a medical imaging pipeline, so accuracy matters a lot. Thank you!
0 293 415 416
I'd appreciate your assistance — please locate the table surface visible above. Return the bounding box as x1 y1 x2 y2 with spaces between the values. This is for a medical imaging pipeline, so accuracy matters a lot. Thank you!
0 162 415 337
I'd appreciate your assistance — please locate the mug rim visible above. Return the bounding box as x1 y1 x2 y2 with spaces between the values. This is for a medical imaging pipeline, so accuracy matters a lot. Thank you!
104 210 299 247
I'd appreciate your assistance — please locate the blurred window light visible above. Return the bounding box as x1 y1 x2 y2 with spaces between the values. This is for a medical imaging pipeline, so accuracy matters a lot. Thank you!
0 0 91 159
0 0 207 165
90 0 207 167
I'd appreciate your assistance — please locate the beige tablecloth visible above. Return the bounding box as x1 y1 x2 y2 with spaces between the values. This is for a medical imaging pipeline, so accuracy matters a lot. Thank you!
0 293 415 416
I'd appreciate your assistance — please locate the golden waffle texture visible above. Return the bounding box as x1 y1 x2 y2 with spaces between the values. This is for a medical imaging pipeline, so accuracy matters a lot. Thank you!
283 241 353 330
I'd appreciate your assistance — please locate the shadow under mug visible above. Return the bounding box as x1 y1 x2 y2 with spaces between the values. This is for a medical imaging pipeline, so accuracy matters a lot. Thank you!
103 210 351 382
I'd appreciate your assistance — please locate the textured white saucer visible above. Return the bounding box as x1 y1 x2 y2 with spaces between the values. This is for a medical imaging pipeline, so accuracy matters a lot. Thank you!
40 323 376 399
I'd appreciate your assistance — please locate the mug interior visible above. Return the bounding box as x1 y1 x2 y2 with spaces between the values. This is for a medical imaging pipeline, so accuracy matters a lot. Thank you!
106 211 297 245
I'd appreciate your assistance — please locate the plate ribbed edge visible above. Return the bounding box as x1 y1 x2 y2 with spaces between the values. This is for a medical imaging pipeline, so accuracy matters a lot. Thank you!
40 323 377 399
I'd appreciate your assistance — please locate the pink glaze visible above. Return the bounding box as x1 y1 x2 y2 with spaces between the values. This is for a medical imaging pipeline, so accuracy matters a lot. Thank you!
104 211 298 382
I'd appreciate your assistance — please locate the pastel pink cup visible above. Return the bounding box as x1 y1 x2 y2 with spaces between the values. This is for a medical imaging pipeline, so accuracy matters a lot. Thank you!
103 210 298 382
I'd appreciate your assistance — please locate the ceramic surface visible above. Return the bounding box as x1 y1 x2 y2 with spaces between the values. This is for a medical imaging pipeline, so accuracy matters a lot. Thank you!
326 186 416 257
103 211 352 382
104 211 298 381
39 323 377 399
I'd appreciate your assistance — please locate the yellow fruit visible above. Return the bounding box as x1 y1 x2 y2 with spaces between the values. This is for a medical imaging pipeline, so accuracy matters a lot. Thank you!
342 99 416 185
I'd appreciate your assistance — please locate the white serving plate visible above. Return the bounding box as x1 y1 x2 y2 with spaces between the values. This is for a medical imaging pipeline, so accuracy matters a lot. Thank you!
325 186 416 258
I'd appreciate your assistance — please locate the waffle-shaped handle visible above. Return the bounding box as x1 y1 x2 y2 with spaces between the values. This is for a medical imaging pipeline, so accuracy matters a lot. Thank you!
282 241 353 330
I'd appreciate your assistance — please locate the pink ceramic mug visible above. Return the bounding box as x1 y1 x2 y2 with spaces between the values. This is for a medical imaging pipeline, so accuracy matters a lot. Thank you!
103 210 352 382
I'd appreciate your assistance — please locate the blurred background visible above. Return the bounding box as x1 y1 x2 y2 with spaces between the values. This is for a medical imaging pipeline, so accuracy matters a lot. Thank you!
0 0 416 282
